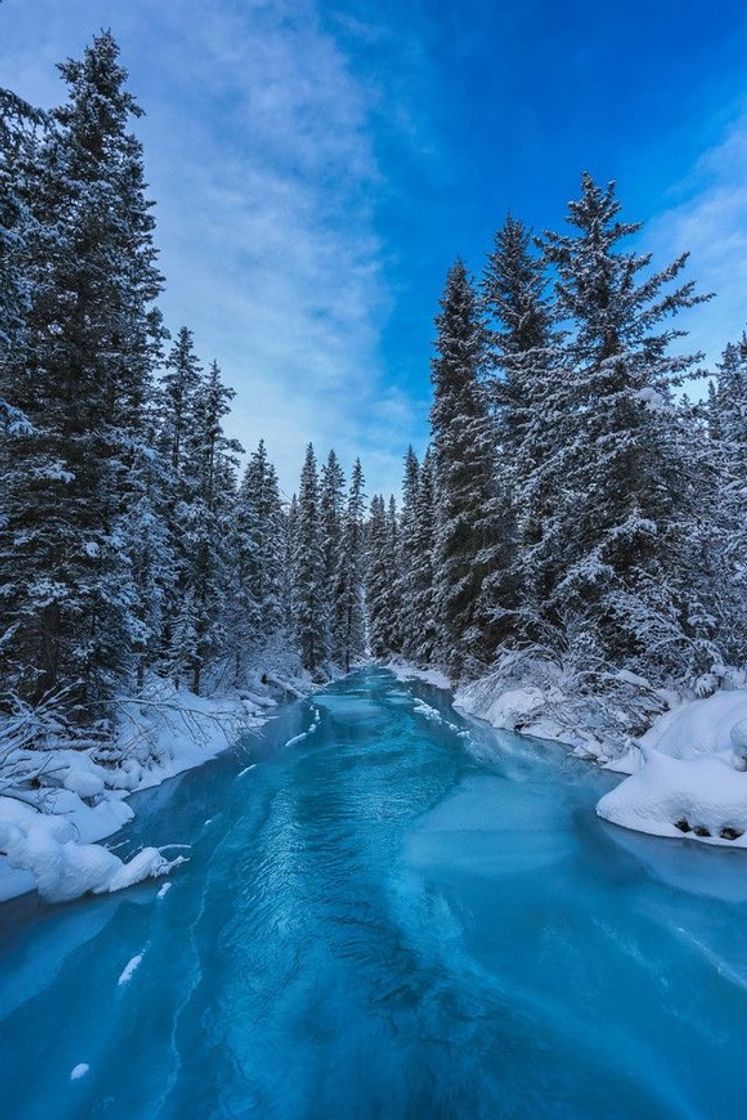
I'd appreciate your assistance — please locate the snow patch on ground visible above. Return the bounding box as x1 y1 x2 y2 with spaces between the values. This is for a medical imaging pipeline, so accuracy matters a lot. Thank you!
0 667 318 904
385 659 451 691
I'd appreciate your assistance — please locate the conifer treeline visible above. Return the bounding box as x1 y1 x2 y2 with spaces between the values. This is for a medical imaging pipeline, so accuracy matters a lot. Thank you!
0 33 367 722
367 179 747 693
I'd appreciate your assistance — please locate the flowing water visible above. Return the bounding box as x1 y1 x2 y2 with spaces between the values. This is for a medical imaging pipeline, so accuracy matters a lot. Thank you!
1 667 746 1119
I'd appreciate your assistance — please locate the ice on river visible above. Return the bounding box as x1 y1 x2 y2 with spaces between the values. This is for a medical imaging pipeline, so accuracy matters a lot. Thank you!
1 667 746 1120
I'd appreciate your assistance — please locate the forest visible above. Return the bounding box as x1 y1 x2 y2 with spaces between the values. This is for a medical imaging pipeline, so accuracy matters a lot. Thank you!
3 34 746 751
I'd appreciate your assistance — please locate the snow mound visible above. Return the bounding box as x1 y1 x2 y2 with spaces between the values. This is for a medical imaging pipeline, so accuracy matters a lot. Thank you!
597 748 747 847
0 798 184 902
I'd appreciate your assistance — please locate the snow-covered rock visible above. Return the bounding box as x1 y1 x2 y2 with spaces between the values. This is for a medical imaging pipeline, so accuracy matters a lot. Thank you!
597 689 747 846
597 747 747 847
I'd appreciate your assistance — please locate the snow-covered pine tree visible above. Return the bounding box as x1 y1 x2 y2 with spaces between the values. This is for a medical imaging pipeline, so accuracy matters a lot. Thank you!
704 335 747 669
481 214 558 645
0 88 43 431
386 495 403 653
395 446 420 654
292 445 327 675
366 494 401 658
284 493 299 635
482 214 554 451
155 326 203 675
160 327 203 472
320 449 346 656
181 360 242 694
366 494 388 658
333 458 366 672
230 440 286 682
539 172 711 679
406 446 439 665
430 260 507 678
0 32 164 714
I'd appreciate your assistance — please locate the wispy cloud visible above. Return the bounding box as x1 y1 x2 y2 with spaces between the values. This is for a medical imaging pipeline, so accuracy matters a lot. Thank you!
645 109 747 370
1 0 429 496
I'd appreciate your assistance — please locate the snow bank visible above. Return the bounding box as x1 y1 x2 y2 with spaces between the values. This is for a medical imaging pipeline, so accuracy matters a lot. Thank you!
385 659 452 691
0 667 316 904
410 656 747 852
597 690 747 847
597 749 747 846
0 797 184 902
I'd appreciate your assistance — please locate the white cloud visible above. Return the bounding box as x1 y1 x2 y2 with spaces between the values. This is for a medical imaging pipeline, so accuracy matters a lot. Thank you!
0 0 428 497
645 110 747 372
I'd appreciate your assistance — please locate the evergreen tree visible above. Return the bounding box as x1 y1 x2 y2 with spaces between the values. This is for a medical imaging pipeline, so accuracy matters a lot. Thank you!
366 494 401 657
231 440 286 681
160 327 202 472
386 495 403 653
482 214 557 644
396 446 420 650
0 32 163 713
430 260 508 678
0 88 43 430
292 445 326 674
181 360 242 693
539 172 710 678
319 449 346 657
704 335 747 669
333 458 366 671
406 447 438 664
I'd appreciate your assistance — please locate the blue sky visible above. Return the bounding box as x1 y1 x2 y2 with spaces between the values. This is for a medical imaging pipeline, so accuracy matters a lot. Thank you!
3 0 747 496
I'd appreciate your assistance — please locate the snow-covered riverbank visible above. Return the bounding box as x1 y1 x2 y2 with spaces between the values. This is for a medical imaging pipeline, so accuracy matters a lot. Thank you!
389 658 747 850
0 670 316 904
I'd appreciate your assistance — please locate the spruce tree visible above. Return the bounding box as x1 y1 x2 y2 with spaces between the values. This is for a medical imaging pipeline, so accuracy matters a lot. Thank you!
366 494 401 658
0 32 163 714
292 445 326 675
333 458 366 671
231 440 286 681
482 214 557 644
181 360 242 693
539 172 710 678
704 335 747 669
320 449 346 657
430 260 507 678
396 446 420 651
407 447 438 665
